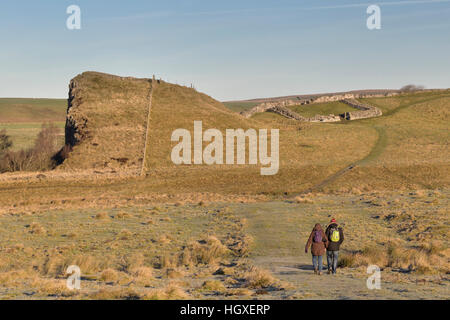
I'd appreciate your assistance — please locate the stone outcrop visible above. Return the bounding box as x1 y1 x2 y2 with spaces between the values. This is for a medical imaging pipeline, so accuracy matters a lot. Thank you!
57 72 153 170
65 78 88 147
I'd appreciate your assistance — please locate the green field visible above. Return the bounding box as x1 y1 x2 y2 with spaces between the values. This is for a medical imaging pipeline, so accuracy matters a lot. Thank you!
0 98 66 150
288 101 356 117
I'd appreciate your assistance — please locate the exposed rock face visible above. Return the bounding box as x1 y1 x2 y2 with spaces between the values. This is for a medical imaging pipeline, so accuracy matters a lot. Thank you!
65 78 88 147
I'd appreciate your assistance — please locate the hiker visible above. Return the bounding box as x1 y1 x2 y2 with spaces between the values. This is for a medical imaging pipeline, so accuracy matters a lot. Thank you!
325 218 344 274
305 223 328 275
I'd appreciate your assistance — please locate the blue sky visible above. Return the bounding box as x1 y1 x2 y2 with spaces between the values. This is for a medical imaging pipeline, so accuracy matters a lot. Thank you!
0 0 449 101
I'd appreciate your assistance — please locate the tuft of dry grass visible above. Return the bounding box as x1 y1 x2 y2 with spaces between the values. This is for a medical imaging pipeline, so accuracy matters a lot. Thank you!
89 287 141 300
29 222 46 235
157 234 172 244
189 236 230 265
116 212 130 219
31 277 76 297
95 212 109 220
242 266 278 289
339 240 449 274
144 283 189 300
165 268 185 279
295 196 313 204
117 229 132 240
226 288 254 297
130 266 153 278
201 280 226 292
100 268 119 282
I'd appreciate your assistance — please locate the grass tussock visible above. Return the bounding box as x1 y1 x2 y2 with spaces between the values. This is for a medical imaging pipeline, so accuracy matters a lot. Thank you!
31 278 76 297
29 222 46 235
295 195 314 204
116 212 131 219
201 280 226 292
41 254 105 277
100 268 119 282
94 212 110 220
117 229 133 240
339 240 449 274
89 287 141 300
165 268 185 279
242 266 278 289
187 236 230 265
144 283 189 300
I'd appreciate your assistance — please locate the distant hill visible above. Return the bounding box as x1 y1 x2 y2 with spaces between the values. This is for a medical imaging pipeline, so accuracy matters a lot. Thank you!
0 98 66 123
225 89 402 104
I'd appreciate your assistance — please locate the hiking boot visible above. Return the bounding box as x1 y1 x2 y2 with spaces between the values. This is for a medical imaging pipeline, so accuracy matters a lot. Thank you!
314 268 318 275
327 269 331 275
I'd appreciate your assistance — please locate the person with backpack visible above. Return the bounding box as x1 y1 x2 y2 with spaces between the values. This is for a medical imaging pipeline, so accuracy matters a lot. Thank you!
305 223 328 275
325 218 344 275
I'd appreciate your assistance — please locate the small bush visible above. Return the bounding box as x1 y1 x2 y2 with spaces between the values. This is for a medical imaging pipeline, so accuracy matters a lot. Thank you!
0 123 61 172
0 130 12 155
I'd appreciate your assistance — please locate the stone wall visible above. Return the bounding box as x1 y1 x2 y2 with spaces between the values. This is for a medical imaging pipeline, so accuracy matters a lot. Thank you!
294 92 398 106
340 98 382 120
240 100 299 118
269 105 306 120
241 92 385 122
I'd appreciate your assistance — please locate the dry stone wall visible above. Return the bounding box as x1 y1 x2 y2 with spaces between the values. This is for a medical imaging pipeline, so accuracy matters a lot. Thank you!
241 92 385 122
340 98 382 120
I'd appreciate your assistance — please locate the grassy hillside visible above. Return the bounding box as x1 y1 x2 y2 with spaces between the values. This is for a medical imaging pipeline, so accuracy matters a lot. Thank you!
1 73 448 195
140 76 376 194
324 91 450 192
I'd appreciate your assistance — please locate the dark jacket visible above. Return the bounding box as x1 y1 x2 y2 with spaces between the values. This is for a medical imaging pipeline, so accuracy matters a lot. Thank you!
305 223 328 256
325 223 344 251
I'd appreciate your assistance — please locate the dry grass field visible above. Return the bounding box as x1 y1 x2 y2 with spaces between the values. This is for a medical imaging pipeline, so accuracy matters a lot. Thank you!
0 72 448 299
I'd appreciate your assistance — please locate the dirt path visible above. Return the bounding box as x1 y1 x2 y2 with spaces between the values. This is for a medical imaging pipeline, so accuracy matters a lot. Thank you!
232 201 449 300
252 255 448 299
